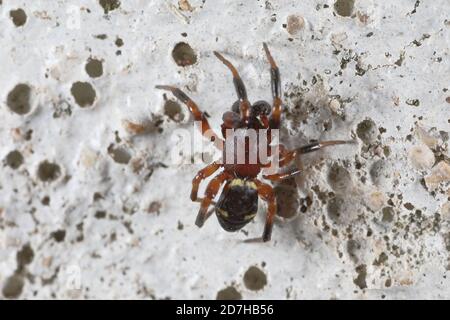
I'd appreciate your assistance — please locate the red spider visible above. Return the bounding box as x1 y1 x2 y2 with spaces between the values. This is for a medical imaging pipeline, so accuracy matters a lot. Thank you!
156 43 349 242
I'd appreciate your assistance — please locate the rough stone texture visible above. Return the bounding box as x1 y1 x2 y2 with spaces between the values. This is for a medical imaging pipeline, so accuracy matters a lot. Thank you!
0 0 449 299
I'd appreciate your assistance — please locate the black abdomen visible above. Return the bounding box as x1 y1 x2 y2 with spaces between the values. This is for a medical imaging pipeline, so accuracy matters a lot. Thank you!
215 179 258 232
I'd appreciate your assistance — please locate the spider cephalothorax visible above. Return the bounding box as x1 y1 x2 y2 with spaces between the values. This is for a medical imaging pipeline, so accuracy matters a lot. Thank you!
156 43 350 242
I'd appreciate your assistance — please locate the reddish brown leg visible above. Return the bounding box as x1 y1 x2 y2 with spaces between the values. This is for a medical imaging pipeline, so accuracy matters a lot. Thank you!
278 140 351 167
263 169 302 182
213 51 251 123
155 85 224 150
191 161 222 201
263 141 352 182
254 179 277 242
195 172 231 228
263 43 282 129
276 144 291 166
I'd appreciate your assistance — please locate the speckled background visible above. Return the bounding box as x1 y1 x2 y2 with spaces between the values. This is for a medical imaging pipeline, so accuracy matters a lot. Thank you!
0 0 449 299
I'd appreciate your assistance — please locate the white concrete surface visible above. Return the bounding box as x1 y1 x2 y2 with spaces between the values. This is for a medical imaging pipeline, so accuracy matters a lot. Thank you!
0 0 449 299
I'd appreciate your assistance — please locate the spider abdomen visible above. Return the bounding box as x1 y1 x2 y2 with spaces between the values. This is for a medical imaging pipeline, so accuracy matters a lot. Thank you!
215 179 258 232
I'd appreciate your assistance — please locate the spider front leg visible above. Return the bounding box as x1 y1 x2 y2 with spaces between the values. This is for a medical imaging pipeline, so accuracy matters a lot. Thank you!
263 43 282 130
213 51 251 123
191 161 222 201
195 172 231 228
155 85 224 150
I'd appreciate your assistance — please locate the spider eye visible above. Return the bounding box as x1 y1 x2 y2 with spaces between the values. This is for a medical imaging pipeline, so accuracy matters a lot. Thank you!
251 100 271 116
231 100 240 113
222 111 241 128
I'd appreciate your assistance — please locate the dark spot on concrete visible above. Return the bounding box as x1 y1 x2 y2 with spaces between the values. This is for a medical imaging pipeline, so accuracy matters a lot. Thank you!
406 99 420 107
274 178 300 219
94 34 108 40
381 207 394 223
107 144 131 164
37 161 61 182
53 100 72 118
10 8 27 27
440 131 449 142
216 286 242 300
410 0 420 14
164 100 184 122
114 130 122 143
327 196 344 223
383 146 391 157
395 51 405 66
312 185 329 204
347 239 361 262
443 233 450 251
147 201 162 214
51 230 66 242
2 274 24 299
355 63 366 76
356 118 377 144
76 222 84 242
16 244 34 269
300 196 312 213
172 42 197 67
369 160 390 187
115 37 124 47
24 129 32 141
93 192 104 201
404 202 414 210
354 264 367 289
373 252 388 266
334 0 354 17
5 150 24 169
95 210 107 219
122 221 133 234
177 221 184 230
99 0 121 14
243 266 267 291
7 83 31 115
328 163 352 193
85 58 103 78
71 82 96 107
385 278 392 287
41 196 50 206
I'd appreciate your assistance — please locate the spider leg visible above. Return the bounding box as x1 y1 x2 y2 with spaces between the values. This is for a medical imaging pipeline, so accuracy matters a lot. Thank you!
263 168 302 182
195 172 231 228
155 85 224 150
213 51 251 123
191 161 222 201
278 140 353 167
263 43 282 130
260 143 290 171
194 198 217 206
254 179 277 242
204 207 215 222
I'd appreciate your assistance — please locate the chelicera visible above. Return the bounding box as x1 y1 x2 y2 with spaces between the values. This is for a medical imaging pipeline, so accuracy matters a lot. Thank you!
156 43 350 242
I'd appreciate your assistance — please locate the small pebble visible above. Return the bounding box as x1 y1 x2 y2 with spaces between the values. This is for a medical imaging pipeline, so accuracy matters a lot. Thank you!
409 145 435 170
424 161 450 191
286 15 305 35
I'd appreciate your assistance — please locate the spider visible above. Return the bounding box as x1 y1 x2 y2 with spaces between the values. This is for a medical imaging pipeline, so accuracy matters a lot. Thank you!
156 43 350 242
